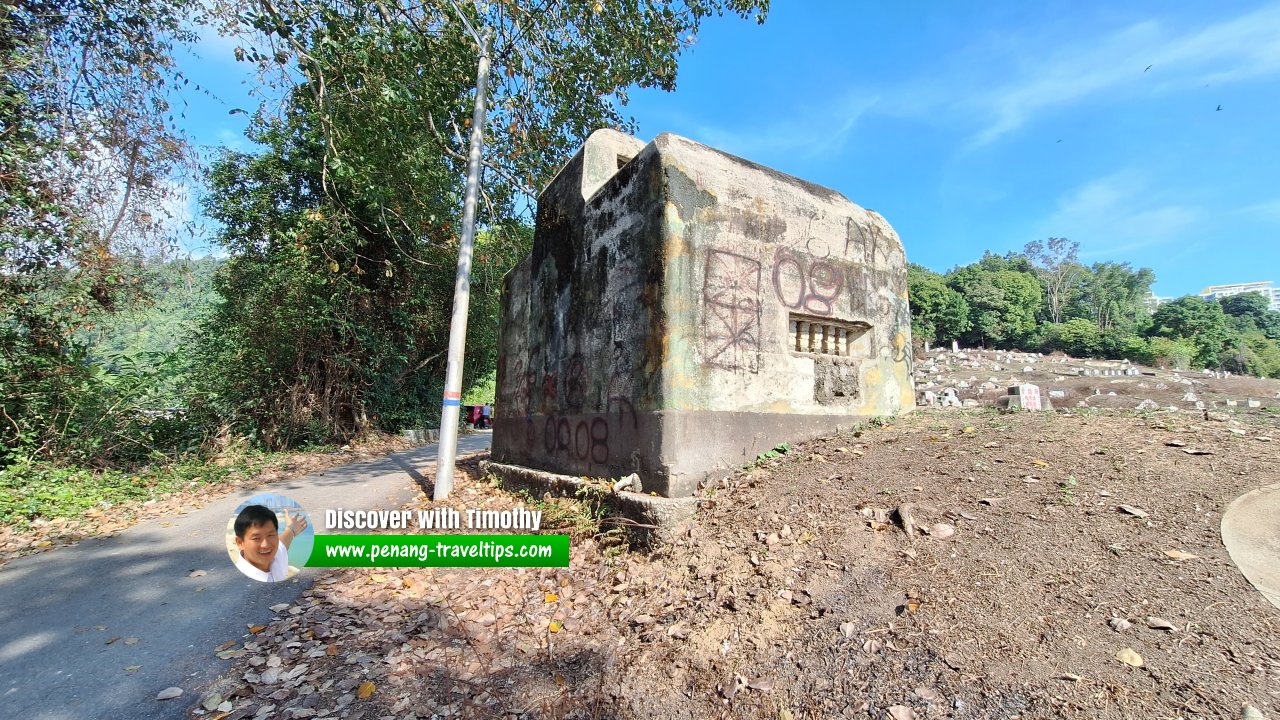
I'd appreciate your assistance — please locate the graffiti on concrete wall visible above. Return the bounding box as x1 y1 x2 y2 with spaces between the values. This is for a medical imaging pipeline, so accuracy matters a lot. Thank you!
518 396 640 468
770 249 888 320
701 249 762 372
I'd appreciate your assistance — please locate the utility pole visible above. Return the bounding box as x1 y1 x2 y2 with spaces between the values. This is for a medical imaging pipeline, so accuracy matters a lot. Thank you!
434 22 492 501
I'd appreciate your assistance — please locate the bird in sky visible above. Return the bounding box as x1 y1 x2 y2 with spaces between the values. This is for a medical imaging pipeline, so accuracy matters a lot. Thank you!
1216 105 1223 111
1144 65 1153 72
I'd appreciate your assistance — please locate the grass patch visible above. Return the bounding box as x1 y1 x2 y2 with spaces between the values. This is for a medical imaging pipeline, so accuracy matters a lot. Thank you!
0 451 276 529
490 475 635 559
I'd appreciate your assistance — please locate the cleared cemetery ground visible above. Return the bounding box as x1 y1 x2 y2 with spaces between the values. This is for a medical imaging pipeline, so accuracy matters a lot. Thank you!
190 383 1280 720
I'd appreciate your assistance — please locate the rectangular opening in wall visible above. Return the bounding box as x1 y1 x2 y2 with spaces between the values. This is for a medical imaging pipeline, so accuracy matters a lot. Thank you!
787 314 871 358
616 154 634 170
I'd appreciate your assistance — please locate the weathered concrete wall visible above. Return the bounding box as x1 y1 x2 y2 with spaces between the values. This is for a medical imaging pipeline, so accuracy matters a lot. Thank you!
494 130 913 497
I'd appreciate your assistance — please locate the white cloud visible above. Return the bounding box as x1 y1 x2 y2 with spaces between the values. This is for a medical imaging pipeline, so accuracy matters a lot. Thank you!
950 3 1280 147
677 3 1280 162
1242 198 1280 222
684 92 880 162
1039 169 1201 257
215 128 249 152
192 23 247 65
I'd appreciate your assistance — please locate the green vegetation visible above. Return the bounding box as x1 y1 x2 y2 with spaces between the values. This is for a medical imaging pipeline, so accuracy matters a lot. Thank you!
908 239 1280 378
0 451 272 529
751 442 792 467
2 0 770 530
1058 476 1078 505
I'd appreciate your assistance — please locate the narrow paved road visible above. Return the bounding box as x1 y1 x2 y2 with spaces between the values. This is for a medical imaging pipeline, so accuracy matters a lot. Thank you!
0 432 492 720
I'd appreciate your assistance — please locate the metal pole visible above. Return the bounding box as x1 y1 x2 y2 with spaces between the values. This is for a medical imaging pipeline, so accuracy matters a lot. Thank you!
434 25 492 501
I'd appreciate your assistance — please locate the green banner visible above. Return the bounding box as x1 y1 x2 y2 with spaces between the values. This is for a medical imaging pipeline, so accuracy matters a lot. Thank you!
306 534 570 568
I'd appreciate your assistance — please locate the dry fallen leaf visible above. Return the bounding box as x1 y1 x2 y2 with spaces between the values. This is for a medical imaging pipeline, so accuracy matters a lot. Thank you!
247 625 266 634
1117 505 1149 519
123 665 142 673
915 686 940 702
1163 550 1199 561
887 705 915 720
1147 617 1177 631
1182 448 1214 456
356 680 375 699
925 523 955 540
156 687 183 701
839 622 856 639
215 640 237 651
1057 673 1085 682
862 638 884 654
1030 459 1049 467
1115 648 1144 667
1109 617 1132 632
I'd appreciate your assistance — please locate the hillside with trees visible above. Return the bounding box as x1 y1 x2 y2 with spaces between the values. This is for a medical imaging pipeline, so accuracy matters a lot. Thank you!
907 239 1280 378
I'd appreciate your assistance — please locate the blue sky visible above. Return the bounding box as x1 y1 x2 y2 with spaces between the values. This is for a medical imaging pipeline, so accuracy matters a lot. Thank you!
177 1 1280 298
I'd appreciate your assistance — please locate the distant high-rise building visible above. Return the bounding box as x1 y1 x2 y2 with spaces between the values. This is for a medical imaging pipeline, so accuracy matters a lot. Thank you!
1199 281 1280 311
1143 292 1173 312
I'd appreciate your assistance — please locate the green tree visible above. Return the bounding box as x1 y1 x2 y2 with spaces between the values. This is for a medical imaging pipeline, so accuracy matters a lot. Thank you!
1146 336 1197 371
1150 296 1231 368
1078 262 1155 333
193 1 771 447
907 264 970 344
1219 292 1280 340
2 0 198 465
1023 237 1083 324
1045 318 1102 357
946 263 1042 349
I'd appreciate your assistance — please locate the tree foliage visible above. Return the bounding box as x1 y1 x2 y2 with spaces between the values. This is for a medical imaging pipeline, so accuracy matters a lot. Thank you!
2 0 198 465
944 259 1042 349
1219 292 1280 341
1151 296 1232 368
1078 262 1155 333
906 264 969 344
1023 237 1081 325
192 0 769 447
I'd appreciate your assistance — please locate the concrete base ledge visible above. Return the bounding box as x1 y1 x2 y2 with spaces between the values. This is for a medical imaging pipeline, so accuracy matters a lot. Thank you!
481 462 698 539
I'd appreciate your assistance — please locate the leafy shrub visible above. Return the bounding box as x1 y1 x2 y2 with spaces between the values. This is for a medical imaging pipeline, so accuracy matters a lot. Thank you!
1147 337 1197 370
1044 319 1103 357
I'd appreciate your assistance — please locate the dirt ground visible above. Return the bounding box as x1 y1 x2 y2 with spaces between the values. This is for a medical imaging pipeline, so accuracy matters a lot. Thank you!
188 393 1280 720
914 348 1279 414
